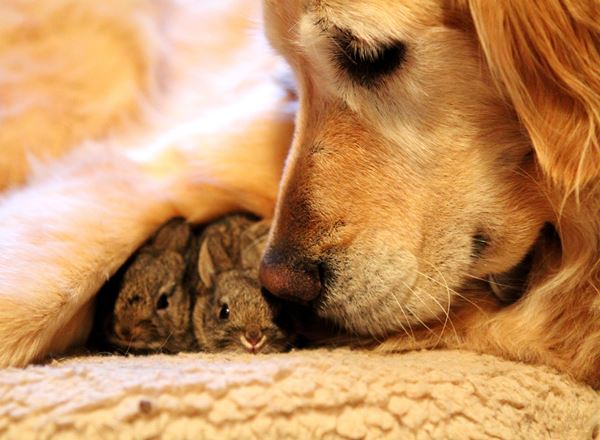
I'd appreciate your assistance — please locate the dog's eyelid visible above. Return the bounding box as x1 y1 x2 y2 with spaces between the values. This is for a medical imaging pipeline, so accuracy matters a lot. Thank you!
330 28 407 87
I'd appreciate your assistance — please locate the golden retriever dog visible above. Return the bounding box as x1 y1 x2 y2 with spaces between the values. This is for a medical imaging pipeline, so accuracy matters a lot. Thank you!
259 0 600 387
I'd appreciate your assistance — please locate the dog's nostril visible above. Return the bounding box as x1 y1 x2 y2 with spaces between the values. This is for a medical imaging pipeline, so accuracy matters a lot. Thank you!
259 250 322 303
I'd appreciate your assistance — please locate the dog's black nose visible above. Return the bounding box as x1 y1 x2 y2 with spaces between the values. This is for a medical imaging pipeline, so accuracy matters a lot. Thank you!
259 248 322 303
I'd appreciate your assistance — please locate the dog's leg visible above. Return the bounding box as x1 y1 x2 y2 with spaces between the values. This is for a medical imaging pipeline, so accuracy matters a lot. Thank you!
0 147 176 366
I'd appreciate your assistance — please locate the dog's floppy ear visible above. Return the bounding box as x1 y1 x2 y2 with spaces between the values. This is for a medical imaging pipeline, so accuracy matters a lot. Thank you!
466 0 600 192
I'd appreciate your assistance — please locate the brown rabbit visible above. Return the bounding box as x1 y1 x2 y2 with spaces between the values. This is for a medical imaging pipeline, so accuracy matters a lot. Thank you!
193 215 291 354
100 218 201 353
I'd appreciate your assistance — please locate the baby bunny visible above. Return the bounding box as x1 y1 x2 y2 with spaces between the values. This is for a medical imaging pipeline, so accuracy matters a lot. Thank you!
193 215 291 354
101 218 201 353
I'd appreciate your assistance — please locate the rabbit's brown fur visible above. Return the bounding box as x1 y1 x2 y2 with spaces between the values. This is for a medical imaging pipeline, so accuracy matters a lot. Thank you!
100 214 290 354
194 215 290 353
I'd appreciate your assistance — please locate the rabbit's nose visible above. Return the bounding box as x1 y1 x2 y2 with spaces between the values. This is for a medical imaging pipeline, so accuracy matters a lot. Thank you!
117 326 142 341
241 327 266 353
259 246 322 303
244 329 263 345
117 327 131 340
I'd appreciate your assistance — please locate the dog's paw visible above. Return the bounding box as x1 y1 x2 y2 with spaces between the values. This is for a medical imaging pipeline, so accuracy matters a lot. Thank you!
0 288 97 367
0 296 56 367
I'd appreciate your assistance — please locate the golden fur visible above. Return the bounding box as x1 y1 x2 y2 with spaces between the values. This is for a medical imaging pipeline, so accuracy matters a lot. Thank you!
0 0 158 190
262 0 600 386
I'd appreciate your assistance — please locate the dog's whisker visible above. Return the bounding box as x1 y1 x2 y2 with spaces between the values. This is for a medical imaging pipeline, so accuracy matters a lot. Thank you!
404 303 440 343
413 263 460 343
393 297 416 342
403 283 441 326
398 279 437 335
418 262 487 315
421 273 456 345
377 283 413 341
460 272 519 289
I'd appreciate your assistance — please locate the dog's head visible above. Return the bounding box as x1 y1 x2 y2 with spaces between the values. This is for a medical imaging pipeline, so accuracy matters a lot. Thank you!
259 0 600 337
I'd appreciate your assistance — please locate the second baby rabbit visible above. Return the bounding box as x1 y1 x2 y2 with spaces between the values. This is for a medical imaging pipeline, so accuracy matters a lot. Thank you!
193 216 291 353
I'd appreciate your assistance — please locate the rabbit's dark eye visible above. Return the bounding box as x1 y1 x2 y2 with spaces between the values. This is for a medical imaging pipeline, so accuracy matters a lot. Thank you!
156 294 169 310
219 304 230 320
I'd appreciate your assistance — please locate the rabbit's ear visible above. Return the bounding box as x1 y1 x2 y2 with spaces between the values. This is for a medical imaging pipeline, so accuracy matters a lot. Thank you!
152 218 192 252
198 233 233 287
240 220 271 270
198 239 216 288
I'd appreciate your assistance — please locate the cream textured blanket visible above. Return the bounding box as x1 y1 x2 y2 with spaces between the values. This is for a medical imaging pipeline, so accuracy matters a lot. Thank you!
1 349 598 439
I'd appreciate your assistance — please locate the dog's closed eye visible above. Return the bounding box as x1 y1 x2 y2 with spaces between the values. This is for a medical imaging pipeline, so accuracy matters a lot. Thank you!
333 29 407 87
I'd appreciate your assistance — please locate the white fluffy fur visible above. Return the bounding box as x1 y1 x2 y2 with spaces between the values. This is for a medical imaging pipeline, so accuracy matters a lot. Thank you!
0 0 294 366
